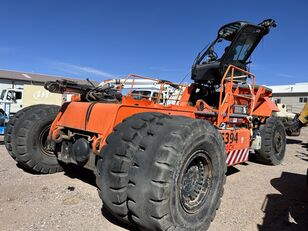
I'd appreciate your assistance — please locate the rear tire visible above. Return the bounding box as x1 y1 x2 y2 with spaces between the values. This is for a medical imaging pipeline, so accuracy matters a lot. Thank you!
126 116 226 230
255 117 286 165
4 105 49 161
5 105 62 174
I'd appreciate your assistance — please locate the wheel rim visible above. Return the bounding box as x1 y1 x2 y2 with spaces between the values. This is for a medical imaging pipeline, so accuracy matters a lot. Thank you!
38 124 54 157
179 150 213 214
273 130 283 153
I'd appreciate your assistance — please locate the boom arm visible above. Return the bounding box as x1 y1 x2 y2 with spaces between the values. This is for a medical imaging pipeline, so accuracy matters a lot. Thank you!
44 80 122 102
286 102 308 136
44 80 94 94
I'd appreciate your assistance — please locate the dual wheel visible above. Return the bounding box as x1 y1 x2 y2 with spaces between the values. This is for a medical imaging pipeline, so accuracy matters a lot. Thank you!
96 114 286 230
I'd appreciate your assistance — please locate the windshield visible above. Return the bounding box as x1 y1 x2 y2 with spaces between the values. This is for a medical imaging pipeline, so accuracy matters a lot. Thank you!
210 40 231 64
233 41 253 61
0 90 6 100
223 26 260 63
196 39 231 65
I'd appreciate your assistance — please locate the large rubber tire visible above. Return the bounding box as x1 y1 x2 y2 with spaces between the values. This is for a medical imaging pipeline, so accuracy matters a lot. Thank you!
4 104 49 161
255 117 286 165
126 115 227 230
5 105 63 174
96 112 168 224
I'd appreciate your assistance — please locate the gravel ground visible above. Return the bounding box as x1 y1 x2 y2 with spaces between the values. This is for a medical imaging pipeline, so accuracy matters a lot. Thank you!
0 128 307 231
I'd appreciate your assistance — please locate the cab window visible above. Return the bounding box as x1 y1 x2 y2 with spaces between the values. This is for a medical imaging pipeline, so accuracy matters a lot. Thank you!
0 90 6 100
132 90 151 100
152 92 164 103
7 91 14 100
15 91 22 100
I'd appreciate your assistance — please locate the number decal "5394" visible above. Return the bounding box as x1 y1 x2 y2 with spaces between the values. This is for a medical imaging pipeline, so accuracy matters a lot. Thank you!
222 132 239 144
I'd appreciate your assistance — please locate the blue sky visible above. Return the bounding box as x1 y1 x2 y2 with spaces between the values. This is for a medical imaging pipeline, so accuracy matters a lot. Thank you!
0 0 307 85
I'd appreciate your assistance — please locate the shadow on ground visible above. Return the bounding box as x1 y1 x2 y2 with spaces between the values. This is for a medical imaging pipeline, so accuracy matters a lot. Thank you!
63 164 97 187
258 171 308 231
226 166 240 176
296 152 308 162
287 138 308 162
14 162 97 187
286 138 302 145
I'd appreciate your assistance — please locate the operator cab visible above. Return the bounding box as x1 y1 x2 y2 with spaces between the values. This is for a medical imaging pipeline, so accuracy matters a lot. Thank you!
191 19 277 84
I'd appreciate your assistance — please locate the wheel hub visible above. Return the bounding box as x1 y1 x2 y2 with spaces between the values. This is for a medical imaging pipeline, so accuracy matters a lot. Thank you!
179 150 213 214
274 131 283 153
182 165 200 198
38 124 54 157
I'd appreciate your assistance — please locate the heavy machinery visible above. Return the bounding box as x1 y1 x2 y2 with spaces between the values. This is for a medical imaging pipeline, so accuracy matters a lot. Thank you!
285 102 308 136
272 103 297 124
4 19 284 230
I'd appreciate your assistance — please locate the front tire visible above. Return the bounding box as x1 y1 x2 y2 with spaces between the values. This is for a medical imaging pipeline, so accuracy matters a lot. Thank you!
255 117 286 165
4 104 49 161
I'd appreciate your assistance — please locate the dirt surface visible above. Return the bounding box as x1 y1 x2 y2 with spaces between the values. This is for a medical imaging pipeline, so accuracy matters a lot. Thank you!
0 128 307 231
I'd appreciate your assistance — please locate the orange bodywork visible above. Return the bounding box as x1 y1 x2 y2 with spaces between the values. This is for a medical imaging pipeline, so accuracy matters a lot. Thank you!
49 66 277 166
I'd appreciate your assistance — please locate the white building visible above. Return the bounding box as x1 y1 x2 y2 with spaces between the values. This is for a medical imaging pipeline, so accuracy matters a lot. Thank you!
268 83 308 113
0 69 97 91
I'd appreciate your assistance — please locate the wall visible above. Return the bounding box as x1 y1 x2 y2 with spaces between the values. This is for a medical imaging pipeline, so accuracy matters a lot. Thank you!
272 93 308 113
23 85 64 107
0 79 25 91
